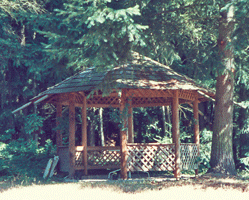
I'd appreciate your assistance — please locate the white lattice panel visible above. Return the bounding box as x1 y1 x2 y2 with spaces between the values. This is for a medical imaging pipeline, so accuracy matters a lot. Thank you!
180 143 198 170
127 144 175 172
87 150 120 167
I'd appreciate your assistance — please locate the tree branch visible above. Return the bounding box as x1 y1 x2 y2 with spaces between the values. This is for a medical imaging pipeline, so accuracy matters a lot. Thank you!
153 3 204 16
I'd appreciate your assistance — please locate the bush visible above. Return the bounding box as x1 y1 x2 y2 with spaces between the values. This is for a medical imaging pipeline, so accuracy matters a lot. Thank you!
0 139 56 182
198 129 212 172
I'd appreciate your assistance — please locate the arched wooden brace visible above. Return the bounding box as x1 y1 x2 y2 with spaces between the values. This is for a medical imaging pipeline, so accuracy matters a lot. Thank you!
120 89 128 180
81 93 88 176
69 93 76 178
193 92 200 176
172 90 180 180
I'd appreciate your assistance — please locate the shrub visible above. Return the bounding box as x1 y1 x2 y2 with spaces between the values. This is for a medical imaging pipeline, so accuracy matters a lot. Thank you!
0 139 56 182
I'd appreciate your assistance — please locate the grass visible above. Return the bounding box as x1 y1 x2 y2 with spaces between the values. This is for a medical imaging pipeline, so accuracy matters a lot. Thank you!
79 174 249 193
1 171 249 194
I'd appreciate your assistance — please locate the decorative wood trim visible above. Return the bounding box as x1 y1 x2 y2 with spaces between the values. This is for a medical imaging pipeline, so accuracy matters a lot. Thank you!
87 146 120 151
179 90 195 101
126 89 172 98
127 143 173 146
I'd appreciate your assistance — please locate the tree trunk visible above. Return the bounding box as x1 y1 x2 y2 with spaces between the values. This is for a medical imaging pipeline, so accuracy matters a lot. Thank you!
89 121 95 147
99 108 105 146
209 3 236 175
162 106 167 136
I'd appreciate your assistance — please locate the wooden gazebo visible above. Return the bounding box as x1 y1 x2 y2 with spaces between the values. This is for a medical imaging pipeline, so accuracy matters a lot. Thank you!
25 52 215 179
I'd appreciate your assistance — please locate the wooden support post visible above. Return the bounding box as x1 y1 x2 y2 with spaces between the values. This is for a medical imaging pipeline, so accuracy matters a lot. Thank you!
69 93 76 178
128 98 134 143
56 101 63 154
193 92 200 176
120 90 128 180
172 90 180 180
82 94 88 176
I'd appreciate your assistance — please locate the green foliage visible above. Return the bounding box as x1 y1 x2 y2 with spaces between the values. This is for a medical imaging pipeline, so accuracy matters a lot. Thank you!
133 107 165 143
1 0 249 177
199 129 212 172
24 113 44 135
40 0 148 70
240 156 249 170
0 139 56 181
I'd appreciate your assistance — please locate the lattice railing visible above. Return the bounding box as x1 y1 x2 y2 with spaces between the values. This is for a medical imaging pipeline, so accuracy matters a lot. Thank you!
127 143 176 172
180 143 199 170
74 143 199 171
88 146 120 169
75 146 120 169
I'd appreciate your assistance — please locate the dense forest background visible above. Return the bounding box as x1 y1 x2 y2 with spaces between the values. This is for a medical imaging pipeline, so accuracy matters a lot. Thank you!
1 0 249 181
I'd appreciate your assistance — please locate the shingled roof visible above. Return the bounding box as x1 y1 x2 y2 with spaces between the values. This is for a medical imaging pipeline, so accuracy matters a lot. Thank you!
12 52 215 114
33 52 214 101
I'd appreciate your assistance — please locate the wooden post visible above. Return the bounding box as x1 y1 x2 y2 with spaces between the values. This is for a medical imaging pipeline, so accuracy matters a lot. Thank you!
82 94 88 176
120 89 128 180
56 101 63 154
128 98 134 143
172 90 180 180
69 93 76 178
193 92 200 176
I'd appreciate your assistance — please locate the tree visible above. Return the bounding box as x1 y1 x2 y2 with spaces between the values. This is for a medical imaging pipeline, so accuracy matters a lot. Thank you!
2 0 249 177
210 2 236 174
40 0 244 175
39 0 148 71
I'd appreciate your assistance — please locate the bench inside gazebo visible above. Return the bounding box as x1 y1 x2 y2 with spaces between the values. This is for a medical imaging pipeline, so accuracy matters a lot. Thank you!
22 52 215 179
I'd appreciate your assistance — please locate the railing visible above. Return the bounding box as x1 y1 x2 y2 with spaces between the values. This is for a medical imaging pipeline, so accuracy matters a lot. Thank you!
75 146 120 170
180 143 199 170
127 143 176 172
59 143 198 172
127 143 199 172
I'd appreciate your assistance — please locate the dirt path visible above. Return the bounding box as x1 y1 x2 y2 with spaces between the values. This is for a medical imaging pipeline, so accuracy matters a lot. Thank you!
1 182 249 200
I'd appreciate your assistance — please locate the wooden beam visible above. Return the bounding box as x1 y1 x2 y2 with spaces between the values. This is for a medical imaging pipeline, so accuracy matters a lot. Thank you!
82 93 88 176
128 98 134 143
172 90 180 180
34 95 49 104
12 102 32 114
120 89 128 180
69 93 76 178
193 94 200 145
56 101 63 154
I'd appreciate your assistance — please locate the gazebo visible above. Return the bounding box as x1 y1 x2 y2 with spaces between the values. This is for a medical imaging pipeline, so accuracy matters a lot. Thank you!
15 52 215 179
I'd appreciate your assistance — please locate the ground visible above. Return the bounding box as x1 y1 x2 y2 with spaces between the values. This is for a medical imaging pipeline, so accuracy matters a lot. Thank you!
1 173 249 200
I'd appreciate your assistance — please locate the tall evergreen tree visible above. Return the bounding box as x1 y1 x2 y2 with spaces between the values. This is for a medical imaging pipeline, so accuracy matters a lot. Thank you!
39 0 148 70
210 1 236 174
